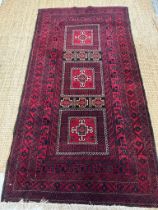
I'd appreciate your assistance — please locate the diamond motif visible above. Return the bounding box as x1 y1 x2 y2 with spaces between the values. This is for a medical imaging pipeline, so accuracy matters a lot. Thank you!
71 68 95 89
75 98 88 108
71 119 93 141
92 98 105 108
73 30 93 45
63 50 75 60
60 98 73 108
74 70 91 87
56 109 108 155
69 117 97 144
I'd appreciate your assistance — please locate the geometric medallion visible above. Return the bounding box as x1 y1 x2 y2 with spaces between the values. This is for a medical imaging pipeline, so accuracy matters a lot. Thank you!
64 24 100 50
68 117 97 144
70 68 95 89
72 30 93 46
61 62 104 97
56 109 109 155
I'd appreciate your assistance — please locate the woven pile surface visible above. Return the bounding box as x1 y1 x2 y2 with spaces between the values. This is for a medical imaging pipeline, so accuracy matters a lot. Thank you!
0 0 158 209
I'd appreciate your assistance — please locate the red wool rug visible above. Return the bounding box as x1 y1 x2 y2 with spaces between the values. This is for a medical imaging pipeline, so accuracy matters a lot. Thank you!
2 7 158 207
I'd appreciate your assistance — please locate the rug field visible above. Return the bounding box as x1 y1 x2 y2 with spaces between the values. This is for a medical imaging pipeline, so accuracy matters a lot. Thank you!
1 7 158 207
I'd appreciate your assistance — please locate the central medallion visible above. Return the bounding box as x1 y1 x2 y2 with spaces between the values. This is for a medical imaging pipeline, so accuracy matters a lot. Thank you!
68 117 97 144
71 119 93 141
71 67 95 89
72 29 93 46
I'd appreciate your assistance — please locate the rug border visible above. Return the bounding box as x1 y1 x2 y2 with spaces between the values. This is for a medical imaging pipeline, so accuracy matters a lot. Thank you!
1 8 42 202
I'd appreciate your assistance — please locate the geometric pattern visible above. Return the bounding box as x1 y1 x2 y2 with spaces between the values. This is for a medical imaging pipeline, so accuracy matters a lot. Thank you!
56 109 108 155
64 24 100 50
63 50 102 61
72 30 93 46
2 7 158 208
69 117 97 144
61 62 105 97
71 67 95 89
60 97 105 108
60 20 107 156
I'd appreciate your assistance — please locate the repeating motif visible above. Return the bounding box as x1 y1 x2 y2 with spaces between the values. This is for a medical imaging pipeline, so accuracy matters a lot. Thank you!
60 97 105 108
63 50 102 61
57 22 108 155
2 7 158 207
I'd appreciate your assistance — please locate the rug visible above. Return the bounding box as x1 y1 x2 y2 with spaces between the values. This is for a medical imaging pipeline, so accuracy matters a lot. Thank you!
1 6 158 207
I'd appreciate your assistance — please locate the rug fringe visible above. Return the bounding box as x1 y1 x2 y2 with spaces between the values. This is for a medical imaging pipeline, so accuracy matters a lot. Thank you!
0 172 155 209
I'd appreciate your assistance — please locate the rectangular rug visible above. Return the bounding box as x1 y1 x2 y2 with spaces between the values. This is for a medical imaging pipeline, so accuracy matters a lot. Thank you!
1 7 158 207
